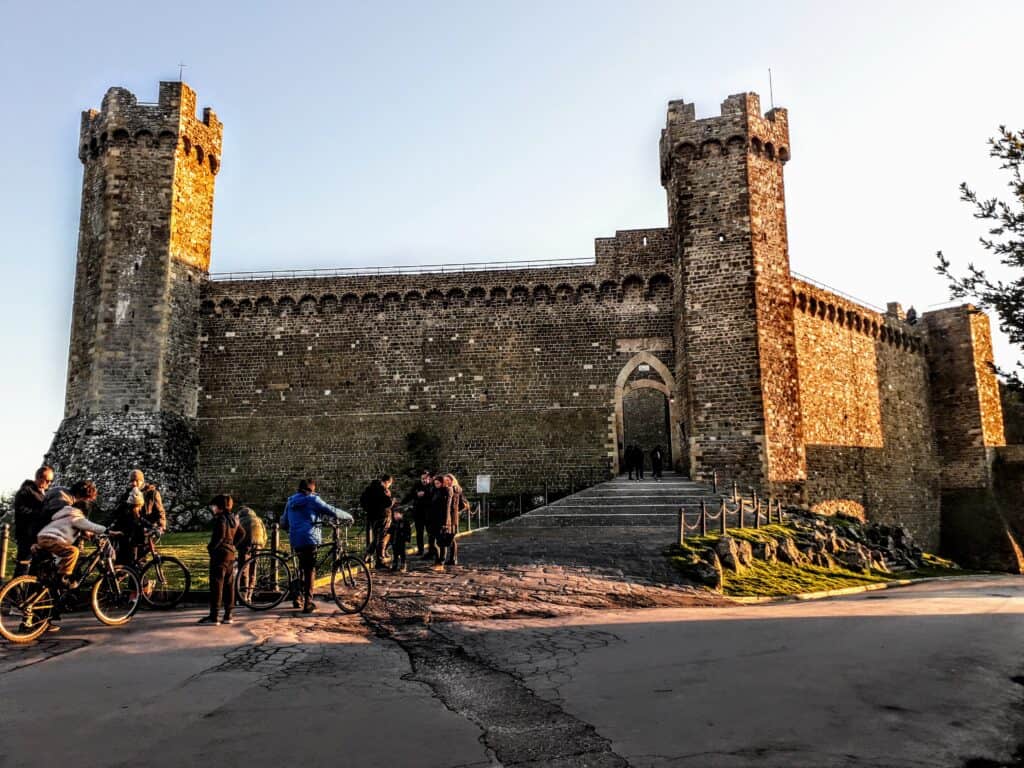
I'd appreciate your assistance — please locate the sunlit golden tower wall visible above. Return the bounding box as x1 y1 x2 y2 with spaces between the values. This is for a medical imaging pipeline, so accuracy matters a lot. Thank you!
47 82 222 504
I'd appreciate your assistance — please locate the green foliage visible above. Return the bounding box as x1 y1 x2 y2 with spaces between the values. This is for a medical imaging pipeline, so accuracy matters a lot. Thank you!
937 126 1024 386
405 428 443 479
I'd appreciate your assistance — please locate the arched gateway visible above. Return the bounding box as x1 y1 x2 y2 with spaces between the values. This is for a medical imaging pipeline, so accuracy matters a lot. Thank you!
613 352 684 475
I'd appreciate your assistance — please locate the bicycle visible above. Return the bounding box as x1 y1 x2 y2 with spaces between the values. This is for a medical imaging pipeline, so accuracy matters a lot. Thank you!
0 534 142 644
235 519 371 614
131 525 191 609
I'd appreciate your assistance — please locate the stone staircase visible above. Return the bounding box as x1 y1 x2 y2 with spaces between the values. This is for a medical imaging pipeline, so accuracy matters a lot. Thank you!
503 472 725 528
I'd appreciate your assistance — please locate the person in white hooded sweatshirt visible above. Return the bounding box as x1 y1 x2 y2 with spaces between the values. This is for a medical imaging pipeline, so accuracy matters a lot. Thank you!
36 480 105 580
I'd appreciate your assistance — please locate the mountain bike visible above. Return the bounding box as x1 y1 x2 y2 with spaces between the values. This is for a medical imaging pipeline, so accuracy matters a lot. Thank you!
236 519 371 614
0 534 142 643
132 525 190 609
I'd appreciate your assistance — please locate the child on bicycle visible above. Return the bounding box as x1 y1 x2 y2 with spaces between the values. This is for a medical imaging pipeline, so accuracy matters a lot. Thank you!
281 478 354 613
35 480 104 582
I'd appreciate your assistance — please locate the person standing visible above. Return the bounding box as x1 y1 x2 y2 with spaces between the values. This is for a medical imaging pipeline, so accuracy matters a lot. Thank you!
281 478 353 613
651 446 664 481
402 470 434 558
438 474 468 567
198 494 246 626
237 506 267 603
634 445 645 481
111 470 148 566
625 444 636 480
360 475 394 568
12 466 54 577
429 475 453 569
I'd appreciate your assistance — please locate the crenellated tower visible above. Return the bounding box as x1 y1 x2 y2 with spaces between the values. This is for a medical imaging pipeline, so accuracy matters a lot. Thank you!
661 93 805 496
47 82 222 504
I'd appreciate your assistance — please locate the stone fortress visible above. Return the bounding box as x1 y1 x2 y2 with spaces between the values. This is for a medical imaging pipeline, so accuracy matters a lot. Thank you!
47 81 1024 563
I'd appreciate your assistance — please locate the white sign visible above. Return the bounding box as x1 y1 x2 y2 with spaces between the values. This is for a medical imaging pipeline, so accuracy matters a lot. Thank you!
476 475 491 494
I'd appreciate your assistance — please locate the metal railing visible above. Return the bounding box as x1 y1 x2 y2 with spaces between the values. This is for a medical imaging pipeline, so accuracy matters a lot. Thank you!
210 257 596 282
791 270 887 314
677 490 786 545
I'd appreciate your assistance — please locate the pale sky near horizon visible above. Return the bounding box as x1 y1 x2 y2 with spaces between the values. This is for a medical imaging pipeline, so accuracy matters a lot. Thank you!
1 0 1022 494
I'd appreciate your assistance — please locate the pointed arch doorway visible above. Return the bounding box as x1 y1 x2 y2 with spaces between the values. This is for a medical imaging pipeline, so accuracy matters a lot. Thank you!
613 352 685 475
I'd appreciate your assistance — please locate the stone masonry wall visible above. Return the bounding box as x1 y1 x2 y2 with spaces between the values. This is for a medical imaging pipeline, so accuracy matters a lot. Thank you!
792 280 941 549
660 93 804 497
196 231 675 507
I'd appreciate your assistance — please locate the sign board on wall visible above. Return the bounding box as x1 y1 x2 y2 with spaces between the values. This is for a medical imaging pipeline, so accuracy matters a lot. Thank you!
476 475 491 494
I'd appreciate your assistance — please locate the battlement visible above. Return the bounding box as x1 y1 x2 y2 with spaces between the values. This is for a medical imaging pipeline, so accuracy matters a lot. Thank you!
78 82 222 175
660 92 790 183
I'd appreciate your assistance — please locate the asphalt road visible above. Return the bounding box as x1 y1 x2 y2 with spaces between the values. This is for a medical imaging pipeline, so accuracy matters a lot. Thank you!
1 576 1023 768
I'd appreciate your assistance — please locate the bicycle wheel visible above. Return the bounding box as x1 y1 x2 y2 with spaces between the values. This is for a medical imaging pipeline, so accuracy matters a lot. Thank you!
91 566 142 626
139 556 191 609
330 556 372 614
236 551 292 611
0 576 55 643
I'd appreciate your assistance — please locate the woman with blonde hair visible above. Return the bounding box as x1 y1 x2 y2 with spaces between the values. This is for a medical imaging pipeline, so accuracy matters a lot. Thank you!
438 474 469 566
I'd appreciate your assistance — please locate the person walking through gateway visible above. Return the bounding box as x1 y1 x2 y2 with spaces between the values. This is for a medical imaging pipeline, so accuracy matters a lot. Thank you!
632 445 646 481
359 475 393 569
281 478 354 613
198 495 247 626
651 446 664 481
12 466 54 577
402 469 434 557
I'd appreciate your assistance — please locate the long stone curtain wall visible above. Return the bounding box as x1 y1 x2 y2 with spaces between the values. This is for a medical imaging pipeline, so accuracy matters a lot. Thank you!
196 257 677 508
792 280 941 549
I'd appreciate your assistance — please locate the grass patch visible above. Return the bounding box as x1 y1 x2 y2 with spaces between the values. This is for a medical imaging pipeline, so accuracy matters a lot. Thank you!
669 523 980 598
722 559 889 597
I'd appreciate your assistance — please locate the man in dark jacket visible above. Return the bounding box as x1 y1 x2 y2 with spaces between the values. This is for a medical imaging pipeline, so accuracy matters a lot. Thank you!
402 470 434 557
198 494 247 626
12 466 54 576
360 475 393 568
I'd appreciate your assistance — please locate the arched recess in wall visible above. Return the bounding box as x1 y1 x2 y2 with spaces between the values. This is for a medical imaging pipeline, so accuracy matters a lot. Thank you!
612 352 683 475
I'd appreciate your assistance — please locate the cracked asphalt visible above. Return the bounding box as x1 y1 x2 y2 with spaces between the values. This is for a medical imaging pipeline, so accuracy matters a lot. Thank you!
2 576 1024 767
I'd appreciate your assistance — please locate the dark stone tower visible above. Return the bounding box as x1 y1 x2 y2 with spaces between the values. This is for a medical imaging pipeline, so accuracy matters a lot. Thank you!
660 93 805 496
47 82 222 505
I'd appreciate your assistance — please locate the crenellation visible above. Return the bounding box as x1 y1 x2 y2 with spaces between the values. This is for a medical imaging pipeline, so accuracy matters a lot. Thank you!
46 81 1013 562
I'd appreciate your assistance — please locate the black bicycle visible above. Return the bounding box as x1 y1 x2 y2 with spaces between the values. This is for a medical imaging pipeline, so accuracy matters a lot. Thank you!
0 534 142 643
132 525 190 609
236 519 371 614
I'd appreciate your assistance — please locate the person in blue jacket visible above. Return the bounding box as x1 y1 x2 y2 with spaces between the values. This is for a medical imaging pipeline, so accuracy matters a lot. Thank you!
280 477 353 613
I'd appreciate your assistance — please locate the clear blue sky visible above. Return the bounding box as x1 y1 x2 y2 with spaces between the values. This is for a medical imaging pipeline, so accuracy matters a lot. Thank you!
1 0 1022 493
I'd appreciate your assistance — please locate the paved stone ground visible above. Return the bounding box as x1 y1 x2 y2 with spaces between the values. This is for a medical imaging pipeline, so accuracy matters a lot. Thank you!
366 473 725 625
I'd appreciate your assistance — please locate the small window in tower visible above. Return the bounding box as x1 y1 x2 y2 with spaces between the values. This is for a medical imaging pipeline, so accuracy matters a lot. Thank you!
209 155 219 174
196 145 204 164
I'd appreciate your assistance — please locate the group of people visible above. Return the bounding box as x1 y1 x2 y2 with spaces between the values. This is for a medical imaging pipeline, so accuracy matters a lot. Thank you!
623 444 666 481
359 470 471 572
7 464 471 629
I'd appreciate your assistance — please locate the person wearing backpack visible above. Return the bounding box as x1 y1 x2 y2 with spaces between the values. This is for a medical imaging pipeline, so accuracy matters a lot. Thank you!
198 494 247 626
12 466 54 577
236 506 267 603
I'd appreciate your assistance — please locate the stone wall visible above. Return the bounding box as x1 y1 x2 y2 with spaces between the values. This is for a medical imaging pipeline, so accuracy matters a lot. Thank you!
196 232 675 507
792 280 941 549
48 82 219 505
660 93 804 497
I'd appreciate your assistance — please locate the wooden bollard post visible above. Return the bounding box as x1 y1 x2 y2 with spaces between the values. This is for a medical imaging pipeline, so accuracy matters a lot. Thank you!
732 480 739 503
0 523 9 581
720 500 727 534
712 471 719 494
678 508 686 546
700 500 708 536
754 498 761 529
738 497 745 529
